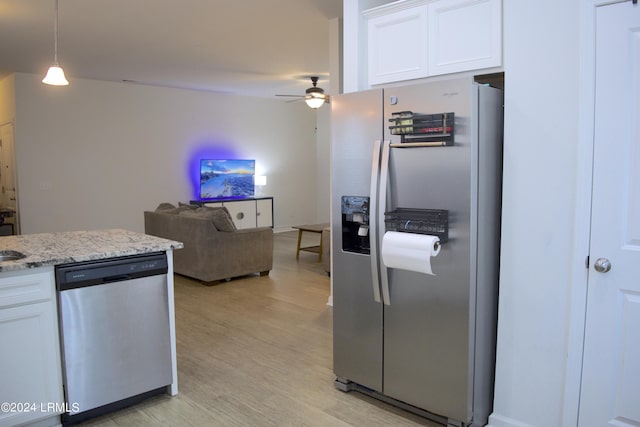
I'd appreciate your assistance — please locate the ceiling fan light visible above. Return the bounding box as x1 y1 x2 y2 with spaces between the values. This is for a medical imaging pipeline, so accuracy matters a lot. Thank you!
306 87 324 96
305 96 325 109
42 65 69 86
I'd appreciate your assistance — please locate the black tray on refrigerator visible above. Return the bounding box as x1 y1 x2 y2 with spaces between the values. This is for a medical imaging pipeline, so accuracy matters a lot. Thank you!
388 112 455 145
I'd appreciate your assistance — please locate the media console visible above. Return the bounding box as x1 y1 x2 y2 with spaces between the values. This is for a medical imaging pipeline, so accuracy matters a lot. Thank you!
190 197 273 229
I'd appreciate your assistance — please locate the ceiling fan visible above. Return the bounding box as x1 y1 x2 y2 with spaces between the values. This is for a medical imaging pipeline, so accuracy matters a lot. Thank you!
276 76 330 109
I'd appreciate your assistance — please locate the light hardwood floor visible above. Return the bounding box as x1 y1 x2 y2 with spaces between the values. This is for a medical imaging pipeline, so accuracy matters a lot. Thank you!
79 231 439 426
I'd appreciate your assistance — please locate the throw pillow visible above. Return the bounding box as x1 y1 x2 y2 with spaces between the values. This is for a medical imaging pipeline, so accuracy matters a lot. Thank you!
197 207 237 232
155 202 176 212
178 202 198 209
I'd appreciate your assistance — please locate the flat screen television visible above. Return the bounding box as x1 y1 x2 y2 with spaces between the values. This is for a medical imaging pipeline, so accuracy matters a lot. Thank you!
199 159 255 200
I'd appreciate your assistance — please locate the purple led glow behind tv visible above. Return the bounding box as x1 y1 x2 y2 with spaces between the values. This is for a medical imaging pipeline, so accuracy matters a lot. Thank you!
199 159 255 200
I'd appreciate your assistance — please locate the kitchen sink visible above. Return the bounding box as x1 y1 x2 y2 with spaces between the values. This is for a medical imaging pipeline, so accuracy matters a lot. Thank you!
0 250 26 262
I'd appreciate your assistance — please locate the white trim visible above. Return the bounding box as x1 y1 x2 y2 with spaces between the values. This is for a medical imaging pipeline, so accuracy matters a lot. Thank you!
166 249 179 396
363 0 430 18
487 413 536 427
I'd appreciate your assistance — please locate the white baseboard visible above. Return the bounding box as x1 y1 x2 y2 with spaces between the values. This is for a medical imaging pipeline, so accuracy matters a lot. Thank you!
273 226 295 233
487 413 536 427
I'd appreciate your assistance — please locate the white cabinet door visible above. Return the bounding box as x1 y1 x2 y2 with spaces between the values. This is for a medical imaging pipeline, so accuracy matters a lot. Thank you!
256 198 273 228
427 0 502 76
0 270 63 427
367 3 429 85
224 200 257 229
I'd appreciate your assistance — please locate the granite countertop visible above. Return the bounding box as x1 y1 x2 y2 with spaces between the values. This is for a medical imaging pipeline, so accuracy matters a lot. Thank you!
0 229 183 273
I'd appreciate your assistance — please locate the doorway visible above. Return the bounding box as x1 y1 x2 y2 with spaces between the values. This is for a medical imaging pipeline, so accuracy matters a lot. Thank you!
0 122 19 235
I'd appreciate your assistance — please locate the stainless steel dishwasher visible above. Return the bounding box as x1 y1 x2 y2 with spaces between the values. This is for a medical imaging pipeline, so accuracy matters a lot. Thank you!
56 252 173 425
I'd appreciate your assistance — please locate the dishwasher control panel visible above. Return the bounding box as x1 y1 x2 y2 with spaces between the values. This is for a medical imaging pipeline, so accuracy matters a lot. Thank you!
56 252 168 290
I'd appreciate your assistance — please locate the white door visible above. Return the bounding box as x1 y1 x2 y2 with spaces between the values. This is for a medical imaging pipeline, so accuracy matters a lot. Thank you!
0 123 18 234
0 123 17 211
579 2 640 426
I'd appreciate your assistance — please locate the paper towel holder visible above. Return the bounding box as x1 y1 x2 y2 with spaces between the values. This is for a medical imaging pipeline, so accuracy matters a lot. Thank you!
407 224 442 251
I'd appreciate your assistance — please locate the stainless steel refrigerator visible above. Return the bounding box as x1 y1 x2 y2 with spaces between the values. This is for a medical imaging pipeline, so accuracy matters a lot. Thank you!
331 77 503 427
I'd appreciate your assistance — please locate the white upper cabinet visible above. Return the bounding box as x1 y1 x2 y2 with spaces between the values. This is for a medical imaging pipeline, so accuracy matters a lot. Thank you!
364 0 502 86
427 0 502 76
366 2 429 85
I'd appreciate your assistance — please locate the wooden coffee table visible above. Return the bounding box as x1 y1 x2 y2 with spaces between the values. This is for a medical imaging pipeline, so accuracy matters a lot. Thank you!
293 223 330 262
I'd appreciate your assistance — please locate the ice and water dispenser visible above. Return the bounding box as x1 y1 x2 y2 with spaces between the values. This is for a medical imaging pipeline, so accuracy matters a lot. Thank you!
341 196 371 254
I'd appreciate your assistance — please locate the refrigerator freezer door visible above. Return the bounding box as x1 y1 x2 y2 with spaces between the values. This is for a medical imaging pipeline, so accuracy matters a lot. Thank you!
331 89 384 392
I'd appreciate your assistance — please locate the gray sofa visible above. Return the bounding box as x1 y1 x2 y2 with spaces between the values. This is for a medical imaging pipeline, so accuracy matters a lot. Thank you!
144 203 273 284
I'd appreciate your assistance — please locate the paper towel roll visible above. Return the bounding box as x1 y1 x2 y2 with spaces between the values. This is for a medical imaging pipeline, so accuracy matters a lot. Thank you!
381 231 441 275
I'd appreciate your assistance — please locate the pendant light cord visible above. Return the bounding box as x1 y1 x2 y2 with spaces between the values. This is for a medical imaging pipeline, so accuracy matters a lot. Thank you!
42 0 68 85
53 0 60 65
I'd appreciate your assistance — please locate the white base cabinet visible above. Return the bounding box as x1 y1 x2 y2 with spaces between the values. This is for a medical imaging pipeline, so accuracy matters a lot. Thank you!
222 200 257 229
256 199 273 228
0 268 64 427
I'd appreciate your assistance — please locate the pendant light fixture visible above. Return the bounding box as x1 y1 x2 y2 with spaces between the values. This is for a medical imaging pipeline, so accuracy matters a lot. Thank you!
42 0 69 86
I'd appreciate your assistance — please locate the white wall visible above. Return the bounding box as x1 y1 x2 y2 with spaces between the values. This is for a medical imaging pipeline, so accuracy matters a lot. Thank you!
314 17 344 225
315 106 331 223
12 73 321 234
489 1 580 426
0 75 16 122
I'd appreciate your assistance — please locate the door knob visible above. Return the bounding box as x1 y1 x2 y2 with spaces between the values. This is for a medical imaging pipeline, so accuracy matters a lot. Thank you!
594 258 612 273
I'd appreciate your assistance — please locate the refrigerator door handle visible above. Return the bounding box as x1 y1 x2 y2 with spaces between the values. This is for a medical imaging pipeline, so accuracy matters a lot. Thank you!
369 140 382 303
379 140 391 306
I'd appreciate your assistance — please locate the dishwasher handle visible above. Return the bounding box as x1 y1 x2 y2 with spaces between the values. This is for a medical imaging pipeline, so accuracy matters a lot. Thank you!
102 274 134 283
